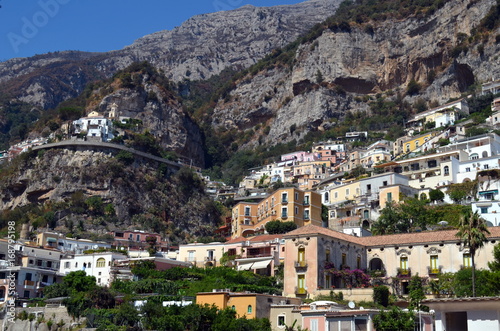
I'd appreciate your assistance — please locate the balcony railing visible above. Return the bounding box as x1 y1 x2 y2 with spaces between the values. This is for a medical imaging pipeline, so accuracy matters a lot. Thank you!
295 287 306 295
303 199 310 206
428 266 442 276
397 268 411 277
282 199 288 204
281 214 288 219
295 261 307 268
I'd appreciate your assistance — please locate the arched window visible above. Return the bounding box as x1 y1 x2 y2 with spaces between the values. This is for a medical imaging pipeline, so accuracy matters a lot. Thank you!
483 151 488 158
444 166 449 175
324 192 329 203
247 305 253 314
231 305 236 311
96 258 106 268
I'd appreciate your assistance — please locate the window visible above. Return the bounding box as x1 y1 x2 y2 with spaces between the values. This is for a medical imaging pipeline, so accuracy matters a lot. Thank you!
25 273 32 281
366 184 371 192
342 253 347 266
406 144 410 152
430 255 439 274
98 278 101 284
96 258 106 268
244 206 251 216
298 247 306 267
325 275 331 288
295 206 299 215
484 164 489 169
278 315 286 327
297 275 306 294
188 251 195 262
480 206 488 214
310 319 318 331
64 262 70 269
295 192 299 201
304 195 310 205
282 193 288 203
383 181 388 186
324 192 329 203
363 210 369 219
136 234 140 241
463 253 471 268
444 166 449 175
231 305 236 311
282 207 288 218
325 249 330 262
400 256 408 274
470 153 479 160
75 262 78 268
415 141 419 148
346 188 350 197
247 305 253 314
334 192 338 199
357 256 361 269
304 209 310 220
387 192 393 202
466 167 471 172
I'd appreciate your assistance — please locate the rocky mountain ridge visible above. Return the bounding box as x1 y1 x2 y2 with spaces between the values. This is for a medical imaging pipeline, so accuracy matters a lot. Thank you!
210 0 500 146
0 0 341 110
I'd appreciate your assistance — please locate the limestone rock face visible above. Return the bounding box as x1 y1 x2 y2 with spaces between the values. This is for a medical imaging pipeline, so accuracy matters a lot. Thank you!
0 149 218 239
210 0 500 145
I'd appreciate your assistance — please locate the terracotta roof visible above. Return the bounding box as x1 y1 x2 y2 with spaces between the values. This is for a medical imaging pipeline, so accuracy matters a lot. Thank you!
360 226 500 247
283 225 365 245
225 234 283 244
422 296 500 304
282 224 500 248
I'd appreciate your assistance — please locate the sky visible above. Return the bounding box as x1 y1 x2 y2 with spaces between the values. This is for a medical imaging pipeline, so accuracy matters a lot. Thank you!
0 0 306 61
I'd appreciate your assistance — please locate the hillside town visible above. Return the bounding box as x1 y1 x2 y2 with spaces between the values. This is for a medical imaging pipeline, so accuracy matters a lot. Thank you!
2 91 500 330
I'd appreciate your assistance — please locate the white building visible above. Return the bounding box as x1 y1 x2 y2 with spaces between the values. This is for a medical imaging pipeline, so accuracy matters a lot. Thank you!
59 252 127 286
424 297 500 331
73 111 115 142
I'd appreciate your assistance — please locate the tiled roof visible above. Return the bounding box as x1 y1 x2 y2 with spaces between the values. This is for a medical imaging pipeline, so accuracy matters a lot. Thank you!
422 296 500 304
283 225 365 245
282 224 500 248
360 226 500 247
225 234 283 244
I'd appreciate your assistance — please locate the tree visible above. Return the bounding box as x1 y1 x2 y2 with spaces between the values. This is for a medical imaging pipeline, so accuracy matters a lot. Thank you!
373 306 415 331
408 275 427 311
488 242 500 272
429 189 444 202
456 210 490 297
373 285 390 307
265 220 297 234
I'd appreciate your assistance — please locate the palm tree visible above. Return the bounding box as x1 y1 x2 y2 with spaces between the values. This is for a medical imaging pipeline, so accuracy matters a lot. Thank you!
456 209 490 297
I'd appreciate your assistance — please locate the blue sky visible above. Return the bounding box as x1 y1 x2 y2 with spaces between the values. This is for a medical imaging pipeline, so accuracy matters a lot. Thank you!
0 0 305 61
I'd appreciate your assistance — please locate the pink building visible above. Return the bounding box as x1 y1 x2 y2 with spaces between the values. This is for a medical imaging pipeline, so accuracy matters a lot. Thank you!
281 151 319 162
110 230 168 251
224 234 284 276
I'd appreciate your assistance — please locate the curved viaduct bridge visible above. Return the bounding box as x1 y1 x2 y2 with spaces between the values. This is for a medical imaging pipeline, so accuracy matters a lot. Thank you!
31 140 183 171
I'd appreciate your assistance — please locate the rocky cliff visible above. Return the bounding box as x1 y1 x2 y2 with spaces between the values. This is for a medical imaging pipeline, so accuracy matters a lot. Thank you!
0 148 218 243
210 0 500 146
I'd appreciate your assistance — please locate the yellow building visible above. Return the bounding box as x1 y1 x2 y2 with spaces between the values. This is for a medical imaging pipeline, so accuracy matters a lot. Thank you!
196 290 301 319
394 132 437 157
231 188 322 238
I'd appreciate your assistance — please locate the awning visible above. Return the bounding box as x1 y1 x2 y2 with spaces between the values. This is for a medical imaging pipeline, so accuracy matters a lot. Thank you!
47 237 57 243
237 262 254 271
251 259 272 270
479 190 498 195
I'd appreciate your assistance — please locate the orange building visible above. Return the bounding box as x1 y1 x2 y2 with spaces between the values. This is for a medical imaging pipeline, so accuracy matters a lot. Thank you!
196 290 301 320
231 187 322 238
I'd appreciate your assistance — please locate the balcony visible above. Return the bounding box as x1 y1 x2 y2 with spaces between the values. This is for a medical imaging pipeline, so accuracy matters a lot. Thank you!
281 199 288 204
295 261 308 269
281 214 288 219
397 268 411 278
303 199 310 206
23 280 35 289
428 266 442 276
295 287 306 295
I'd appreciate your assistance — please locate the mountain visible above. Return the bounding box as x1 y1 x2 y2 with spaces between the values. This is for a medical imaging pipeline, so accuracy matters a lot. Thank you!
209 0 500 147
0 0 342 110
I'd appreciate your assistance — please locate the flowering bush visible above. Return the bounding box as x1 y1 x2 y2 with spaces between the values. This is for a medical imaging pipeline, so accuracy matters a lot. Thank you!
326 268 371 288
